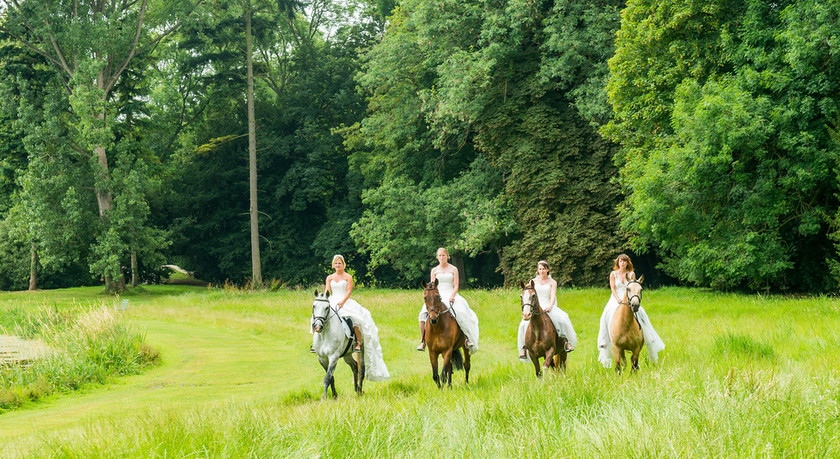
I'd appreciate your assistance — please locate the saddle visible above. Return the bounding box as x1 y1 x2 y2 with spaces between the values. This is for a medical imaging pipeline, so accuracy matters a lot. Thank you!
340 316 354 340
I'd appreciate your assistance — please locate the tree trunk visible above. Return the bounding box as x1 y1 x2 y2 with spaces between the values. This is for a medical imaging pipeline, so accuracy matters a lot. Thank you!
453 253 467 289
28 243 38 291
131 250 139 287
246 1 262 289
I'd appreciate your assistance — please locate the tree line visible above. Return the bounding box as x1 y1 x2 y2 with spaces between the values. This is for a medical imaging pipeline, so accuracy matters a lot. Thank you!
0 0 837 293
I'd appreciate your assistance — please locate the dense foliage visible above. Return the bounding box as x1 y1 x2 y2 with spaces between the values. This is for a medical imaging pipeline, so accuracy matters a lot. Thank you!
0 0 837 292
604 0 840 291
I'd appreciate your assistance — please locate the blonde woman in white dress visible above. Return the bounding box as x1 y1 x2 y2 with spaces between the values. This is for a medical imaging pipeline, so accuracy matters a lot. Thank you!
417 248 479 353
517 260 577 360
597 254 665 368
325 255 389 381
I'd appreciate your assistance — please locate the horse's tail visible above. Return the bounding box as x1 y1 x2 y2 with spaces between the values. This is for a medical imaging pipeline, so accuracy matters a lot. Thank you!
451 349 464 371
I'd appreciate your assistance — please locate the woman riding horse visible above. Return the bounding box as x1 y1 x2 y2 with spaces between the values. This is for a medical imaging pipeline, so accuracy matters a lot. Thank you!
519 279 568 377
423 279 471 388
597 254 665 371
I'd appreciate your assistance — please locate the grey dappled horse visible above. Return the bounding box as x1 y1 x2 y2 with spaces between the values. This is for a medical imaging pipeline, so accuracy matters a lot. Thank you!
311 290 364 399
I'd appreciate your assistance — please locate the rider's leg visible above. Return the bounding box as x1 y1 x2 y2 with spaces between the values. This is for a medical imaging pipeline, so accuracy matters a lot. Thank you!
353 325 362 352
417 321 426 351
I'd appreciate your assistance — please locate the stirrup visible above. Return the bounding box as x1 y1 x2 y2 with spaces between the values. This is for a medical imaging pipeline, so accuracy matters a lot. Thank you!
353 344 361 353
416 341 426 351
564 342 575 353
309 345 315 353
465 338 473 348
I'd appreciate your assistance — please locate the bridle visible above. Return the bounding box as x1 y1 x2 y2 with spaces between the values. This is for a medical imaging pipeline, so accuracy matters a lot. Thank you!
521 285 543 315
311 296 338 330
618 279 642 329
424 285 452 322
621 279 642 311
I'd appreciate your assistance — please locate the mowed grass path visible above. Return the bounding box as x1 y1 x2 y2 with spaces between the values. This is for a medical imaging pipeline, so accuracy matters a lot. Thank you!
1 285 839 457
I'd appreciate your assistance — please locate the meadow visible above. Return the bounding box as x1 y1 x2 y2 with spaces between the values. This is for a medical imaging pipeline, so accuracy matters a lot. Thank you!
0 284 838 457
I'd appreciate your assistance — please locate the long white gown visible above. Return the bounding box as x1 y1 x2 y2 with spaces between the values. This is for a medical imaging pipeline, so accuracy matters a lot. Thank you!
597 273 665 368
417 272 480 353
517 280 577 361
330 280 390 381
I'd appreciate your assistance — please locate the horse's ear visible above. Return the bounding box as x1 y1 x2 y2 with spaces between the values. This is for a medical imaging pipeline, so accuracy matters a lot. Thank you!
637 275 644 284
314 289 319 296
433 278 439 288
519 281 526 289
422 280 428 289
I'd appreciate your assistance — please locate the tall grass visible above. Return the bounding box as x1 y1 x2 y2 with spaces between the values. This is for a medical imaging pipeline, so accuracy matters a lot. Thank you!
0 304 159 411
0 285 838 457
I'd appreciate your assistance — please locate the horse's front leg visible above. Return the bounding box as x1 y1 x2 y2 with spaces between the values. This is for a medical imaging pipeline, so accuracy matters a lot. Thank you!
322 357 339 399
613 345 624 374
429 351 441 388
544 347 556 372
442 349 453 387
631 347 641 373
529 349 542 378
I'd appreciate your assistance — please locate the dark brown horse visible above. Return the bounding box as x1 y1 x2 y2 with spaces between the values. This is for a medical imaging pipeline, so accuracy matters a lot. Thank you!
520 280 567 377
610 276 644 373
423 279 471 388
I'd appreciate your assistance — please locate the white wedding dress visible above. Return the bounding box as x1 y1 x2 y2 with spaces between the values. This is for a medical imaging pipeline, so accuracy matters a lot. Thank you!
597 273 665 368
330 280 390 381
418 272 479 353
517 280 577 361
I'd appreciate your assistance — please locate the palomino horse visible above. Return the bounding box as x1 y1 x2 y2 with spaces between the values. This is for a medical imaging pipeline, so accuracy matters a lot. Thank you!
520 280 567 377
610 276 645 373
311 290 364 399
423 279 471 388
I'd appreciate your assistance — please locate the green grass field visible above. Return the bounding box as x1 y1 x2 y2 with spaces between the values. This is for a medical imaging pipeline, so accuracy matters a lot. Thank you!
0 285 838 457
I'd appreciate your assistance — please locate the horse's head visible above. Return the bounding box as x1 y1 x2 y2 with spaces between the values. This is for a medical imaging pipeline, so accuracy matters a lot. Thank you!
311 289 332 333
625 275 644 313
422 279 445 325
519 280 540 320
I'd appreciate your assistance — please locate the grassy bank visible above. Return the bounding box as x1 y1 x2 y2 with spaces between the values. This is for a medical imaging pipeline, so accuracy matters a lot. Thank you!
0 285 837 457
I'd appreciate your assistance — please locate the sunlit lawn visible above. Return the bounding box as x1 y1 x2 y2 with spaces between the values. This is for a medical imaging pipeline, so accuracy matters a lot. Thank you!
0 284 837 457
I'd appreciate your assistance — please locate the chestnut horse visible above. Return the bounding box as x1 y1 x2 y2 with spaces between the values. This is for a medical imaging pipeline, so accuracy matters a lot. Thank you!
610 276 645 373
423 279 471 388
520 280 567 377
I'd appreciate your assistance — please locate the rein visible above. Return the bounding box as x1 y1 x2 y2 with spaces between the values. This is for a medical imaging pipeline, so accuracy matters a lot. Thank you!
312 297 339 327
312 297 355 356
618 280 642 330
521 286 543 315
424 287 453 318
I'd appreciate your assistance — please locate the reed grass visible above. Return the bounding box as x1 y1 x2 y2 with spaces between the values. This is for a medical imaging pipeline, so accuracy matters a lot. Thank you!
0 303 160 411
0 285 837 457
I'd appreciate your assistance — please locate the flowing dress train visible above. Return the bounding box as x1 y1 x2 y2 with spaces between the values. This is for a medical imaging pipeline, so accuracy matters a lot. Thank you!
331 280 390 381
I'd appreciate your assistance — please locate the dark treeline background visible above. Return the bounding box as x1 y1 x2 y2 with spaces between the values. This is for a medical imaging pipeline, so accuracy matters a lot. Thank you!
0 0 837 293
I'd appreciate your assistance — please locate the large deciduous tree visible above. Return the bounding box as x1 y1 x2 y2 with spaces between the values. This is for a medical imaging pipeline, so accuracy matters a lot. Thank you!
604 0 840 291
1 0 201 292
350 0 626 286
